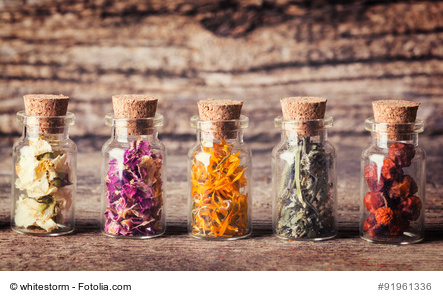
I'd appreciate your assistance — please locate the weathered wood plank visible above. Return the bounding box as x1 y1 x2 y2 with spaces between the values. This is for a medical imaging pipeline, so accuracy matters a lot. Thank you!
1 0 443 137
0 135 442 271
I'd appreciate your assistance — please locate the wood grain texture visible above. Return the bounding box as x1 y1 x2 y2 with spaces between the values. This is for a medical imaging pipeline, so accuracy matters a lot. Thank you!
0 135 442 271
1 0 443 138
0 0 443 271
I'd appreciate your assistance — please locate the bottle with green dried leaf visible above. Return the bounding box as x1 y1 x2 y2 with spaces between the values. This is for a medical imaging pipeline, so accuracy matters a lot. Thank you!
11 94 77 236
272 97 337 241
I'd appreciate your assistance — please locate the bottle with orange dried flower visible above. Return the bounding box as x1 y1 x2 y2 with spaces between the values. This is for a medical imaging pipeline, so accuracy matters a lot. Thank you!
187 99 252 240
360 100 425 244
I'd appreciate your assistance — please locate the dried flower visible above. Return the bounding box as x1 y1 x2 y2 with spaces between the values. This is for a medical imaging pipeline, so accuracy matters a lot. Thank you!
190 140 248 238
14 138 72 232
104 140 163 236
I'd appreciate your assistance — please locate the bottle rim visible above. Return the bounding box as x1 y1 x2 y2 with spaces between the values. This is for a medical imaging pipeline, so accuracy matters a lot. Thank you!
274 115 333 130
190 115 249 129
365 117 424 133
105 113 164 128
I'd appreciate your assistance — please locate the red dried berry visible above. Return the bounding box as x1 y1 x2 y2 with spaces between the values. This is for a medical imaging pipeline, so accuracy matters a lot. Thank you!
389 142 415 167
375 207 394 225
398 196 422 221
388 210 410 236
381 158 403 181
364 162 384 192
389 175 418 199
363 192 385 213
363 213 387 237
363 213 377 232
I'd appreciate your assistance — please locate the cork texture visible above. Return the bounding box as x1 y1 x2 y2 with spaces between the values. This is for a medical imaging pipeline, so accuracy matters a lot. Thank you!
112 95 158 135
197 99 243 140
197 99 243 120
112 95 158 118
24 94 69 116
372 100 419 123
372 100 420 141
280 97 327 136
23 94 70 134
280 97 327 121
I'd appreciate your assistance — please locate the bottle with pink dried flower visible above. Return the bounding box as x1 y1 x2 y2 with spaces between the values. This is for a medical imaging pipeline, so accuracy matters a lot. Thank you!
100 95 166 239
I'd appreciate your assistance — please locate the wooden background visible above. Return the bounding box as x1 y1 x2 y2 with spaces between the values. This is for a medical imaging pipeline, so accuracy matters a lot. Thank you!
0 0 443 271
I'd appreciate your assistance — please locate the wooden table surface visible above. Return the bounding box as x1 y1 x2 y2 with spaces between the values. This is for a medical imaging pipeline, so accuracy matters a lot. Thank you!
1 134 442 271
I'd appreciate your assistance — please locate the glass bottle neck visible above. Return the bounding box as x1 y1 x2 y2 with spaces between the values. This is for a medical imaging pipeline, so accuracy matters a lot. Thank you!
283 129 328 145
198 129 244 146
372 132 419 148
24 125 71 140
112 126 159 141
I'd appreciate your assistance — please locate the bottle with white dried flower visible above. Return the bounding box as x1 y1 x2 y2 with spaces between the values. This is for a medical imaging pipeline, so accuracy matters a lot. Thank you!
11 94 77 236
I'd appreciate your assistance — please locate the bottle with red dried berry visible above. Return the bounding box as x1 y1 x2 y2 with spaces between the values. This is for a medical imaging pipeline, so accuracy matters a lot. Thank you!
360 100 425 244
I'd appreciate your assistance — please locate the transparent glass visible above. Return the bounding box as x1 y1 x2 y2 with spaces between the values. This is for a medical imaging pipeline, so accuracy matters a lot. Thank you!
187 115 252 240
360 118 425 244
272 116 337 240
11 111 77 236
100 114 166 239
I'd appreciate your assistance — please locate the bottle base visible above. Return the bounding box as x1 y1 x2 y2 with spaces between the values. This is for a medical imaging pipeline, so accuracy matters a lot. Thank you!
12 226 75 237
360 232 424 245
188 232 252 241
102 230 165 239
274 233 337 241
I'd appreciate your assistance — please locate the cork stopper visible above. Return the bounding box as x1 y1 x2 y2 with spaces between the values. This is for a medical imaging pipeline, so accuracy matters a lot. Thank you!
112 95 158 118
23 94 70 134
112 95 158 135
372 100 420 141
280 97 327 136
197 99 243 140
24 94 69 116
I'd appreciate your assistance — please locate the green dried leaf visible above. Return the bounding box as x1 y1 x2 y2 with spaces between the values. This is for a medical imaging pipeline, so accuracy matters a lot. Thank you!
37 195 53 204
36 152 54 161
217 154 231 168
38 203 49 213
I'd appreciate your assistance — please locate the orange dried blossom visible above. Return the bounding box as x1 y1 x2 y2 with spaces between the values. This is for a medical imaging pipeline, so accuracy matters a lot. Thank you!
190 140 248 238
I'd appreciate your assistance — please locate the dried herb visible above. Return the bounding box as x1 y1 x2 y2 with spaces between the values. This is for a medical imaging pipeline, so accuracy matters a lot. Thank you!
276 136 335 239
190 140 249 238
363 142 422 237
104 140 164 236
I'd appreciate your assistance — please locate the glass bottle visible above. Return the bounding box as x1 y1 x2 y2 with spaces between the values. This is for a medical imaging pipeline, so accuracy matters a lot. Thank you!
187 115 252 240
11 111 77 236
100 113 166 238
272 116 337 240
360 118 425 244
